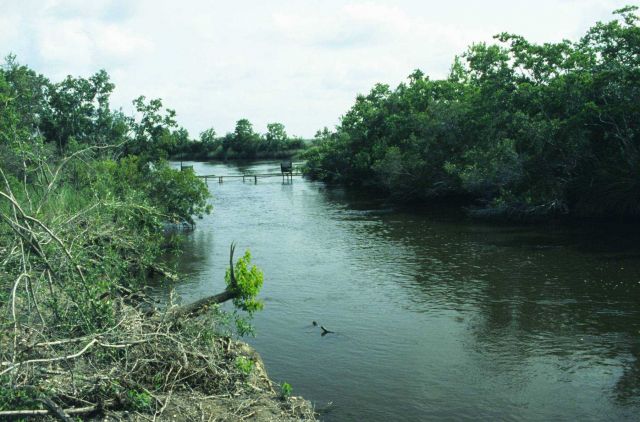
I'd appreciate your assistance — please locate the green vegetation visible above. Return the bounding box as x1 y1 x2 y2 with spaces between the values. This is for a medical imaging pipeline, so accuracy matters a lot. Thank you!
235 356 255 376
0 56 276 418
280 382 293 400
172 118 308 161
226 248 265 313
304 7 640 220
126 390 154 411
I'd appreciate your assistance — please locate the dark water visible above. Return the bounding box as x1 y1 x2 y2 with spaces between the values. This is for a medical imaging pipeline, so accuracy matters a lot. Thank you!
164 161 640 421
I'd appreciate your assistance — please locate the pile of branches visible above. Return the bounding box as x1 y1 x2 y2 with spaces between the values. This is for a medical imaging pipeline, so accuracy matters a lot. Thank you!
0 149 314 420
1 297 253 419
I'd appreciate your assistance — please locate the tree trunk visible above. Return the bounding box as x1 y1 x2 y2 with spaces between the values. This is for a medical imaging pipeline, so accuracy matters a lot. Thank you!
170 289 236 318
169 242 239 319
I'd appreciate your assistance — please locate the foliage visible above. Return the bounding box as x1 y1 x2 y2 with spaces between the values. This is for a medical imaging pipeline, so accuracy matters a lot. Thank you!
235 356 255 376
233 311 257 337
147 164 212 223
0 378 40 411
126 390 153 411
1 54 195 163
91 156 210 225
304 6 640 219
225 249 264 314
126 95 188 162
172 119 308 160
0 55 271 418
280 382 293 399
1 56 212 226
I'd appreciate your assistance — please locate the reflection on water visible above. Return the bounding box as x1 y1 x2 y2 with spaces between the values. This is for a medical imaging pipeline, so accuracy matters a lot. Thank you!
159 161 640 421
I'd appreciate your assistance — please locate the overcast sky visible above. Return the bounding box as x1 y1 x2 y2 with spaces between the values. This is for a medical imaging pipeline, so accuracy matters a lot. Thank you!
0 0 634 138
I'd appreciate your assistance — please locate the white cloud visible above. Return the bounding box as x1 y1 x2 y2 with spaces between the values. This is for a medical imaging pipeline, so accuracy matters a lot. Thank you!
37 18 93 66
0 14 22 47
343 2 412 32
42 0 136 22
273 3 413 48
0 1 152 80
0 0 634 137
94 25 153 59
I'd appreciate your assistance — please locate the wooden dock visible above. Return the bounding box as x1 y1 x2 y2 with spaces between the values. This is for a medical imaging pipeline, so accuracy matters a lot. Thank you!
197 173 303 184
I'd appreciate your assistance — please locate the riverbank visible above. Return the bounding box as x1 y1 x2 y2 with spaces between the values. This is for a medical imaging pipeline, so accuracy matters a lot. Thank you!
0 294 316 421
138 340 315 422
0 153 315 420
0 58 315 420
92 304 316 422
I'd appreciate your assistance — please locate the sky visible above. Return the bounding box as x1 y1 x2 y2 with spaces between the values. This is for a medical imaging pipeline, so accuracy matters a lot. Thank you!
0 0 634 138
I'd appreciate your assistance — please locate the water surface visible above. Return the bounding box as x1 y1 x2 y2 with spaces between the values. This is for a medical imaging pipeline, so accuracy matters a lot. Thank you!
164 161 640 421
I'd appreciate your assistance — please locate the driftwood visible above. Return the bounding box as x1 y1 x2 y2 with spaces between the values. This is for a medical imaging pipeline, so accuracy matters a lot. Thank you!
0 400 115 419
37 397 74 422
169 243 239 318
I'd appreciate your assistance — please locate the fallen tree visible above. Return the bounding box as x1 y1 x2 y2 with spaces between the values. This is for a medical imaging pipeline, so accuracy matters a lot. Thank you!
170 243 264 319
0 147 311 420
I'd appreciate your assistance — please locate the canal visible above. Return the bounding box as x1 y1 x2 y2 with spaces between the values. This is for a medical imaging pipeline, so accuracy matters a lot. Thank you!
164 160 640 421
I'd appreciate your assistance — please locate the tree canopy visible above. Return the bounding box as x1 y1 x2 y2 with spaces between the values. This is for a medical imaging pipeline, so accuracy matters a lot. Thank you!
303 7 640 220
174 119 306 161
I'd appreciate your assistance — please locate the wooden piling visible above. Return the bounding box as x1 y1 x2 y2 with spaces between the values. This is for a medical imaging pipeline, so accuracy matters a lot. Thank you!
197 171 302 183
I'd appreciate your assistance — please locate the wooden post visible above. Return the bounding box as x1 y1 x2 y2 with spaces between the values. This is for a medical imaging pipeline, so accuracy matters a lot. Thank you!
254 175 257 184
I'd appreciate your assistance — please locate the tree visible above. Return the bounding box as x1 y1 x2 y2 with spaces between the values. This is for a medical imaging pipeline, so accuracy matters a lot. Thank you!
303 6 640 219
264 122 287 151
200 127 217 145
223 118 260 158
128 95 185 162
41 69 124 152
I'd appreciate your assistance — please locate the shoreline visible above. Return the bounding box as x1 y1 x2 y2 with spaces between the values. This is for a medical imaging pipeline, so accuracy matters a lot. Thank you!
99 339 316 421
0 298 316 421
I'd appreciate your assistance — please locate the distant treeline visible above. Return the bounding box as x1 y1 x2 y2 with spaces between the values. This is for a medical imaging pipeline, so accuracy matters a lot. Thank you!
0 51 306 165
303 6 640 220
170 119 308 161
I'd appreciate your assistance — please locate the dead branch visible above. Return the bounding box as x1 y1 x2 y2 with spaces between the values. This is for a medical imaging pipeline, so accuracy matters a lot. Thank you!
37 397 73 422
0 400 115 418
